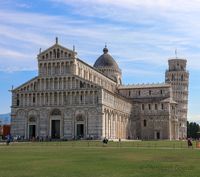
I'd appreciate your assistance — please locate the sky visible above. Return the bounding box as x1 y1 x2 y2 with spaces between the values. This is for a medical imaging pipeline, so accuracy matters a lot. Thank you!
0 0 199 122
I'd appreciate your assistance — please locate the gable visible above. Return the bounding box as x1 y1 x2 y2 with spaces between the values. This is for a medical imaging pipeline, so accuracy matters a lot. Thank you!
38 43 77 61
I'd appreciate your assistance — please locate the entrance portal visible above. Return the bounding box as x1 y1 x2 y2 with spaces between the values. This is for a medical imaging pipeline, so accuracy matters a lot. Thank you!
29 125 36 139
156 132 160 139
51 120 60 139
77 124 84 139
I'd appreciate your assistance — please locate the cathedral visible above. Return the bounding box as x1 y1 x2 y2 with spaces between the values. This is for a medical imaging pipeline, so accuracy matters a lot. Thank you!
10 38 189 140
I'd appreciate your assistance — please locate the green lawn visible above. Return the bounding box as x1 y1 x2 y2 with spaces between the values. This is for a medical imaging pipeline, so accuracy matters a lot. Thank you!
0 141 200 177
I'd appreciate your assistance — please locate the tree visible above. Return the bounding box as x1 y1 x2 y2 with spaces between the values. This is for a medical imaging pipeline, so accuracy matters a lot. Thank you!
187 121 200 139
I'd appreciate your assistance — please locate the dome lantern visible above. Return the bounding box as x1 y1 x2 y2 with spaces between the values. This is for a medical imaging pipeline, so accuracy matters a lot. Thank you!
103 45 108 54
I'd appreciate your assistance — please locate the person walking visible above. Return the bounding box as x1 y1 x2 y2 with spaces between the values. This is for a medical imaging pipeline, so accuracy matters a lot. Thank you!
187 138 193 148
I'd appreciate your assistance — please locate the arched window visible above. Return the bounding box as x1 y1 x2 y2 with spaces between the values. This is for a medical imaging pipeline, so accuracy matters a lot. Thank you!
181 66 183 70
143 120 147 127
172 74 174 81
17 94 20 106
155 104 158 110
50 51 52 59
161 104 164 110
148 104 151 110
53 49 56 58
149 90 151 95
181 75 184 81
57 49 60 58
17 99 20 106
33 95 35 103
141 104 145 110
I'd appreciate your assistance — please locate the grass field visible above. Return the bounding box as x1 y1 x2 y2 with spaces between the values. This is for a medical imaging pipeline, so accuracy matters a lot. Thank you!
0 141 200 177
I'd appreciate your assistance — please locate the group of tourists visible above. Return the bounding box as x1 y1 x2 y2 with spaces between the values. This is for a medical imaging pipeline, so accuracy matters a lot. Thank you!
2 134 197 148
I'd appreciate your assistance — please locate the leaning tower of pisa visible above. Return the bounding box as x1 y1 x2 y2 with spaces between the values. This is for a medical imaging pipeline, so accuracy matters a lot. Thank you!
165 58 189 139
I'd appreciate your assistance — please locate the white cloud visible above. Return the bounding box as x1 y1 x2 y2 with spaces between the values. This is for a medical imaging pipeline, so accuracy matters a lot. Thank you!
0 66 37 73
50 0 200 56
0 48 29 59
51 0 200 20
0 24 51 46
0 0 200 72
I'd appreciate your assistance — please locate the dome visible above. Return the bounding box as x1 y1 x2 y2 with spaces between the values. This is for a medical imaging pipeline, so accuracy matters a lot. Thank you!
93 46 120 71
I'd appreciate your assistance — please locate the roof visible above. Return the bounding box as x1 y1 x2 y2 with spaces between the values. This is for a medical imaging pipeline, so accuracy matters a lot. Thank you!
12 76 38 91
119 83 171 89
77 58 117 83
93 47 120 72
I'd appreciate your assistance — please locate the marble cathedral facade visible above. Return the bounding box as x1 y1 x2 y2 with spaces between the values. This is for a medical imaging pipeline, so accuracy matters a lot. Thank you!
10 39 189 140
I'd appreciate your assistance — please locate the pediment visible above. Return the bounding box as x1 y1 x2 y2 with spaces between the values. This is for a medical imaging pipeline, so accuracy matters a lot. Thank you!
38 43 77 61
